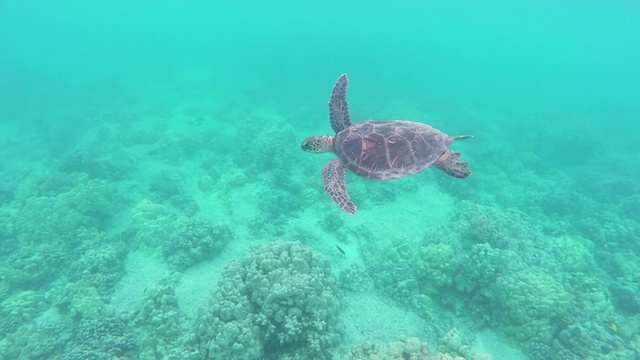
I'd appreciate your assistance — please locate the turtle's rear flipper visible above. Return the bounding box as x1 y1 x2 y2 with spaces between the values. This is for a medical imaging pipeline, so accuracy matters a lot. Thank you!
323 159 357 215
435 150 471 178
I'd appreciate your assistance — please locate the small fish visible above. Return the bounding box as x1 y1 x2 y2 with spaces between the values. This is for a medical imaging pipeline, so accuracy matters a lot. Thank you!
336 244 346 256
610 323 619 334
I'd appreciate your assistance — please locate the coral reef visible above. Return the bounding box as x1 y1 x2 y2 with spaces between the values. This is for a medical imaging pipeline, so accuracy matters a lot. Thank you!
552 235 595 273
455 201 537 251
134 279 193 359
162 219 232 270
0 188 14 205
437 328 472 358
46 280 114 321
148 170 199 215
338 264 374 294
257 188 302 219
195 241 341 359
454 243 506 294
608 281 640 314
491 269 569 345
64 318 138 360
3 244 63 290
62 178 119 219
554 319 633 359
69 235 128 297
0 322 70 360
336 335 491 360
129 199 181 248
369 260 422 310
234 115 299 171
14 195 94 246
0 290 48 338
57 149 132 180
414 243 460 295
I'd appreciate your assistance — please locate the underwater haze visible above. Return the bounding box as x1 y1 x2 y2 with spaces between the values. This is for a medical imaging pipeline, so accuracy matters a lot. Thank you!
1 0 639 359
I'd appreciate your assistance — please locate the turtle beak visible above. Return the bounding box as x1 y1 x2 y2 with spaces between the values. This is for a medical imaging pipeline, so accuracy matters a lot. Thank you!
301 138 314 152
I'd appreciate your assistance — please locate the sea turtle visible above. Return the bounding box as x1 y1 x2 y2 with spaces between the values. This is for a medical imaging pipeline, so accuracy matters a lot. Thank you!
301 73 473 215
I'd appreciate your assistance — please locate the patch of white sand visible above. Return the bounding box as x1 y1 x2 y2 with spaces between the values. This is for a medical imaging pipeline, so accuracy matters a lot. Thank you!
174 231 259 318
341 293 430 346
111 249 170 314
341 293 529 360
473 329 529 360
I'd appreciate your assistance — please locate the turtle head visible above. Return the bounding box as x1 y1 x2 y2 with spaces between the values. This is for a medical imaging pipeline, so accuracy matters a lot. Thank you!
301 136 334 153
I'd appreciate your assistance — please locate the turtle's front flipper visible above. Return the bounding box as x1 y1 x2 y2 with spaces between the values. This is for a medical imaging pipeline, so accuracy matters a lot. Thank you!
434 150 471 178
329 74 352 134
322 159 357 215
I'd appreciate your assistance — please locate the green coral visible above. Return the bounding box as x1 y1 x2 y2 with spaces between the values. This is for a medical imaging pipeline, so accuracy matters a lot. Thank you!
492 269 570 345
46 280 114 321
0 290 49 339
455 242 505 293
196 241 341 360
14 195 93 246
162 219 232 270
62 178 118 218
4 244 64 289
552 235 595 272
563 272 612 315
336 335 491 360
135 279 190 359
0 322 68 360
1 290 48 324
414 243 459 294
129 199 181 248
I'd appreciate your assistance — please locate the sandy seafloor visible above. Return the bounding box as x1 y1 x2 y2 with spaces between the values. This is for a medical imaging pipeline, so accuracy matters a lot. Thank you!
1 1 640 359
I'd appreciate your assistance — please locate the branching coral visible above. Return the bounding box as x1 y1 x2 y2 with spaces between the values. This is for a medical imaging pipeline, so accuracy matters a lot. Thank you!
196 241 341 360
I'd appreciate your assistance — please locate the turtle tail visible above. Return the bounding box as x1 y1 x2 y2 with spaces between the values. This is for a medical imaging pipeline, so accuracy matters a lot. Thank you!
452 135 474 141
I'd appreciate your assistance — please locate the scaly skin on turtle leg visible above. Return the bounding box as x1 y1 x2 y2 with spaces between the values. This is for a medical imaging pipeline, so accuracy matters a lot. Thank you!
434 150 471 178
322 159 357 215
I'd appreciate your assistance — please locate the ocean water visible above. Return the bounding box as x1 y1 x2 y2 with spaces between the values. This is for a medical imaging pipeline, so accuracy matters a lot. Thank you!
1 0 639 359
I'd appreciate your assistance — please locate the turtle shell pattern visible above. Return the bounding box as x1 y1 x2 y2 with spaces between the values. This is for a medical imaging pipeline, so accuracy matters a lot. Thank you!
335 120 452 180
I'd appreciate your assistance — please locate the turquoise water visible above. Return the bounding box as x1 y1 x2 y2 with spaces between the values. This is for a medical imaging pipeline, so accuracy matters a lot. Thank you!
1 1 639 359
